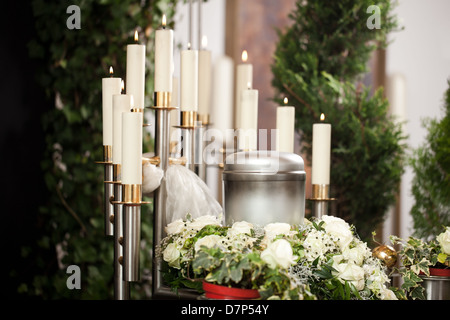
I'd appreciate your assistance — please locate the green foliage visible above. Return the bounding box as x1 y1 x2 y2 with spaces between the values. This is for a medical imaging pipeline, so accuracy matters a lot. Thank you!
160 215 397 300
389 230 449 300
409 81 450 239
22 0 178 299
271 0 406 242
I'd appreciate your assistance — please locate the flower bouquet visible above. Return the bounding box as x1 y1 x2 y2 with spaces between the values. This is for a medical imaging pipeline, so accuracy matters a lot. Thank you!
157 214 398 300
389 227 450 300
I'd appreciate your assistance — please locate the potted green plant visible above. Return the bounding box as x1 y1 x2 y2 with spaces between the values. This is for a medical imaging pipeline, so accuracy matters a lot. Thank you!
389 227 450 300
158 214 399 300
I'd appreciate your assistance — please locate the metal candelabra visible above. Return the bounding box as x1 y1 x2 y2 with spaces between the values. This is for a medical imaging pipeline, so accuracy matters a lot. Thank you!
99 88 212 299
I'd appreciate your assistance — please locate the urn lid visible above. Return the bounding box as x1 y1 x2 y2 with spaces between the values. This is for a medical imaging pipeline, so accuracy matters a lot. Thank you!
223 151 305 175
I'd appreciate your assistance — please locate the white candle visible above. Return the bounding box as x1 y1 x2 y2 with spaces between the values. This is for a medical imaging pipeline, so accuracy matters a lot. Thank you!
126 30 146 108
387 73 406 128
112 89 133 165
276 98 295 153
180 46 199 111
238 87 258 150
211 55 234 143
312 113 331 185
198 36 211 117
102 66 122 146
121 111 143 185
154 15 173 92
235 50 253 129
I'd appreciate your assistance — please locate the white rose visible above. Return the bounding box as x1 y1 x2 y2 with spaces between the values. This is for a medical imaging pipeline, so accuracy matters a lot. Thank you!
437 227 450 255
333 262 365 291
380 288 398 300
189 215 221 231
194 235 223 252
260 239 297 269
342 242 369 266
304 232 327 261
228 221 253 237
163 243 181 268
165 219 185 235
322 215 353 249
264 222 292 242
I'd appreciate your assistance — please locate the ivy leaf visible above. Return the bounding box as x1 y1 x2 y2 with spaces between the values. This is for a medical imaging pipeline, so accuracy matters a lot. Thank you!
437 253 447 264
206 262 229 285
409 285 426 300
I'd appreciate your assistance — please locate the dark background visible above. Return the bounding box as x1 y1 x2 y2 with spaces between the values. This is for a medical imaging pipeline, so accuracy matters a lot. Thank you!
2 1 50 298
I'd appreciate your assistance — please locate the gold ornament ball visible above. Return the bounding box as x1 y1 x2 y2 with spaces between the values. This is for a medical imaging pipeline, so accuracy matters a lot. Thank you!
372 245 398 268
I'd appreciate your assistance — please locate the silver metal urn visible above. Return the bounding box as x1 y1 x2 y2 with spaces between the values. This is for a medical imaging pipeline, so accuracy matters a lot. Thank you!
222 151 306 226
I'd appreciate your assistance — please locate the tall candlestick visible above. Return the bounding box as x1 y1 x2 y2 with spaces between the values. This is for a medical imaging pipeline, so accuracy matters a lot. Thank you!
235 50 253 129
154 15 173 93
238 85 258 151
180 45 199 111
198 36 211 120
276 97 295 153
102 66 122 146
121 111 143 185
312 113 331 185
112 86 133 165
126 30 146 109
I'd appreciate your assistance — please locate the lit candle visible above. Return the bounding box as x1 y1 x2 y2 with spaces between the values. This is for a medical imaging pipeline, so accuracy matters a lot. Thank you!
112 81 133 165
238 83 258 151
102 66 122 146
180 43 199 111
276 98 295 153
121 111 143 185
198 35 211 118
235 50 253 129
312 113 331 185
211 55 234 143
126 30 146 109
154 15 173 93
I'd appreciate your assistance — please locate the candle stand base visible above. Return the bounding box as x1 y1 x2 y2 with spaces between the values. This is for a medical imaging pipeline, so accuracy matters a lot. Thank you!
307 184 336 219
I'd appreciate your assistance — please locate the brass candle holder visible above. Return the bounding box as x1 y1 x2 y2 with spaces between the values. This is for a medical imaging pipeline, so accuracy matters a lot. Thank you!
307 184 336 219
95 145 115 237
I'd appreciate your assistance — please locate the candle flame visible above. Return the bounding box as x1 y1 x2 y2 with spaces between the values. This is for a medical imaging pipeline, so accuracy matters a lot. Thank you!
162 14 167 27
284 97 288 105
121 80 125 93
242 50 248 62
109 66 114 76
201 35 208 50
187 42 192 50
134 30 139 42
247 82 251 90
320 113 325 121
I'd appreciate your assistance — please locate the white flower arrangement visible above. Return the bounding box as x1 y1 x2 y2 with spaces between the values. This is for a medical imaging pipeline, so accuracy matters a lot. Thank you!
157 214 398 300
